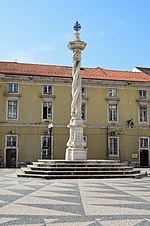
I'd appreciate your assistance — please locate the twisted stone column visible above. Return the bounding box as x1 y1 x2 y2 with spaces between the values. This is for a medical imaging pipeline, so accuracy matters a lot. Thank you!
71 49 82 118
65 22 87 161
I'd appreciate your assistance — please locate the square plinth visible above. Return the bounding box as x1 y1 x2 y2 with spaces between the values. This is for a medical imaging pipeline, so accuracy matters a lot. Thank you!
65 148 87 161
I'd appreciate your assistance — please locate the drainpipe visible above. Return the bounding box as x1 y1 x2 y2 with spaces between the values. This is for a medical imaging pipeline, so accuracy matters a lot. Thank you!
106 126 109 158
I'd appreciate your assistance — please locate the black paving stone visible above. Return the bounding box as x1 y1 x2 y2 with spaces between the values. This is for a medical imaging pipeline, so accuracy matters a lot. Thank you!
0 169 150 225
37 195 81 203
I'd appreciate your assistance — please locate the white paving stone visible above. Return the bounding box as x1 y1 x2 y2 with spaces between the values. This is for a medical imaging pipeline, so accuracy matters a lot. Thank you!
0 169 150 225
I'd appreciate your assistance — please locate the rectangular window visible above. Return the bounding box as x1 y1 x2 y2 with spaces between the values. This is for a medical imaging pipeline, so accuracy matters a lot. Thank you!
42 136 50 149
41 136 50 159
109 104 117 122
139 105 148 122
41 136 53 159
43 102 52 120
139 90 147 99
81 102 86 121
108 137 119 156
43 85 53 95
8 83 18 93
139 137 149 149
6 135 17 147
81 87 86 98
7 100 18 119
108 88 117 97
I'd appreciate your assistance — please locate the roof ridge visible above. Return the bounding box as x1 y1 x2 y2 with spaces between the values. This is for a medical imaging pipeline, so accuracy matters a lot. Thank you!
0 61 134 72
0 61 150 82
0 61 72 68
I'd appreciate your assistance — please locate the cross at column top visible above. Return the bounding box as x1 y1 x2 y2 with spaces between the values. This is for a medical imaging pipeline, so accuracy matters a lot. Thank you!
73 21 81 32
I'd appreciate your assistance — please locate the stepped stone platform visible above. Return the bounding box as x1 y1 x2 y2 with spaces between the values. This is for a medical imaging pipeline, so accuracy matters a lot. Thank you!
17 160 145 179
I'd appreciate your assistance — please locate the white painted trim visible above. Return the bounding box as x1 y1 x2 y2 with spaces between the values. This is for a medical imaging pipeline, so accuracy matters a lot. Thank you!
108 136 119 157
6 98 19 121
41 100 53 121
42 84 54 95
138 104 149 124
139 137 149 149
138 89 148 100
107 103 118 123
107 88 118 98
8 82 19 94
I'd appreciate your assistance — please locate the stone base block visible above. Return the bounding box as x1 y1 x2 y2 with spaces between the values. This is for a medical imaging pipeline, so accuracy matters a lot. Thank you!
65 148 87 161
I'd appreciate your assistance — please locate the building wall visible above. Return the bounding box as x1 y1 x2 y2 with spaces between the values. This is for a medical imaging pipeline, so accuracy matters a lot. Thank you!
0 75 150 167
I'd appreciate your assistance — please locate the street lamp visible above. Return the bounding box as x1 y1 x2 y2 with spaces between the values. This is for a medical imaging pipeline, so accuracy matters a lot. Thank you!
48 123 53 159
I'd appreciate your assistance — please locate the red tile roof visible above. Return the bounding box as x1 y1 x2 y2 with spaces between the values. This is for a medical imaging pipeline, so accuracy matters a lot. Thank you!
0 61 150 82
135 67 150 76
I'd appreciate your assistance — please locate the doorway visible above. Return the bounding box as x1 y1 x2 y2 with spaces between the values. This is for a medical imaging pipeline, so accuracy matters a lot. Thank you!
4 134 18 168
6 149 17 168
140 149 149 167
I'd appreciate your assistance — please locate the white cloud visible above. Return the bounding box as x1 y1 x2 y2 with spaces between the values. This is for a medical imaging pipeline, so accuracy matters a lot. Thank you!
9 44 55 63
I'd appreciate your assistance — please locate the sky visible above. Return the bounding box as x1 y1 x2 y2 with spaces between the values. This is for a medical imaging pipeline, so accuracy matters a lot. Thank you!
0 0 150 71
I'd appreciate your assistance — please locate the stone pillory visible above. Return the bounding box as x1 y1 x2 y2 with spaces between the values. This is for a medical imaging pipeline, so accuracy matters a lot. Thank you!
65 22 87 161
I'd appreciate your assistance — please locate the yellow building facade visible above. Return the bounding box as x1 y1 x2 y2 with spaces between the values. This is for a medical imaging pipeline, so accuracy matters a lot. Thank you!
0 62 150 167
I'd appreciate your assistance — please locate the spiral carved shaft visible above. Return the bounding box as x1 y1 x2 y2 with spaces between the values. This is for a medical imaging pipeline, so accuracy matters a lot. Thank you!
71 49 82 118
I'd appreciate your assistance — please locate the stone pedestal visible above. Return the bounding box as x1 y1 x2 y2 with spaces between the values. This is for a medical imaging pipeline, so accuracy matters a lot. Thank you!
65 117 87 160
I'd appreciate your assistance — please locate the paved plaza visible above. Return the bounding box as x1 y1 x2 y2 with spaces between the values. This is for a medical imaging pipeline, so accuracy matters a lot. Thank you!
0 169 150 226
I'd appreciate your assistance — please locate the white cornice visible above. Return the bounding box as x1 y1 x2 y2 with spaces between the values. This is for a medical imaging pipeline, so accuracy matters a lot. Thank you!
1 73 150 88
0 122 68 128
0 122 150 130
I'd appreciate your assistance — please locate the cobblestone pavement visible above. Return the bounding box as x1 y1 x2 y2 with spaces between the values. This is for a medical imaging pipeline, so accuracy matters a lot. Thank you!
0 169 150 226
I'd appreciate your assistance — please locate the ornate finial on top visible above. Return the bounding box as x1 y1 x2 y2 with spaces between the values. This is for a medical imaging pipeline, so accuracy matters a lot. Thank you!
73 21 81 32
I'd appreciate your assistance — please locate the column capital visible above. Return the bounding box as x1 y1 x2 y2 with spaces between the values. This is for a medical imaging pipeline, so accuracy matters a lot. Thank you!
68 40 87 51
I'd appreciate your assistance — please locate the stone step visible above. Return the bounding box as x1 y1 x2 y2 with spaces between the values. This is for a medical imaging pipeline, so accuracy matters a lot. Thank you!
31 162 128 167
17 169 144 179
33 160 123 167
22 169 141 175
27 165 134 171
37 160 120 164
17 160 143 180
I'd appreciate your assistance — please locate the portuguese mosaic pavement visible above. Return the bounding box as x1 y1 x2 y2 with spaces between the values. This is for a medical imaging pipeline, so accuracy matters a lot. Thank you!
0 169 150 226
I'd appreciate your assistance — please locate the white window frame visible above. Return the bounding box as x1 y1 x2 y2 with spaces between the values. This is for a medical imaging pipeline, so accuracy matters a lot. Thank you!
138 89 147 100
108 88 117 98
139 105 148 123
108 137 119 156
42 101 53 120
41 135 53 159
8 83 19 94
108 104 118 122
43 85 53 95
139 137 149 149
5 135 18 148
6 99 19 120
